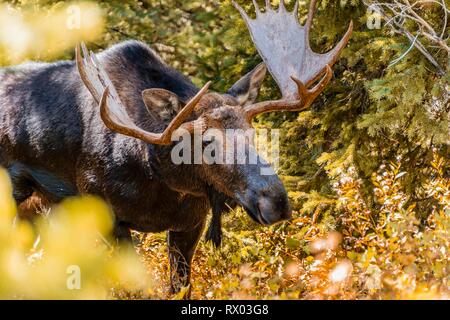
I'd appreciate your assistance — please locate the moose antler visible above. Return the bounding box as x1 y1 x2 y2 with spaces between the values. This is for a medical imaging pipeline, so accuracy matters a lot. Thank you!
232 0 353 120
76 43 210 145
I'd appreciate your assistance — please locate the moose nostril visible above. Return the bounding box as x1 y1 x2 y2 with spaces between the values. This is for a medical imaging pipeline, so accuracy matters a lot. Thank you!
257 196 271 213
257 195 291 224
260 190 269 197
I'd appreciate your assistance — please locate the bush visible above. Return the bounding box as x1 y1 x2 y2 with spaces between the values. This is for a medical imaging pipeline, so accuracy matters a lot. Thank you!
0 169 152 299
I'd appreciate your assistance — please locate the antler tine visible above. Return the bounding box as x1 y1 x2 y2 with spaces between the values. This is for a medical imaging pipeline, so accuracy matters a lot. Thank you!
244 65 333 121
305 0 318 40
320 20 353 74
245 65 333 122
279 0 286 12
293 0 299 16
90 50 121 100
265 0 272 10
231 1 250 24
76 44 100 103
252 0 260 14
77 42 210 145
292 65 333 103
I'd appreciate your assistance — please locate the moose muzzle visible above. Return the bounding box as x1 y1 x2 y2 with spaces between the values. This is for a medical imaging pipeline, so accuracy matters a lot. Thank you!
234 161 292 225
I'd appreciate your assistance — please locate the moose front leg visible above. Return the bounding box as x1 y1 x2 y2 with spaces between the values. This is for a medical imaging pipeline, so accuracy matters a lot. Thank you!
167 221 205 296
113 220 132 244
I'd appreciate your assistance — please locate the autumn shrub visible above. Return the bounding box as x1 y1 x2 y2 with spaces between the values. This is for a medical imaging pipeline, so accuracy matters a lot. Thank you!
140 152 449 300
333 153 449 299
0 168 153 299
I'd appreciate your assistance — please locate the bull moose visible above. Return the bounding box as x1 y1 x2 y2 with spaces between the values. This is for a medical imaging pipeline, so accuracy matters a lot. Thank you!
0 0 352 294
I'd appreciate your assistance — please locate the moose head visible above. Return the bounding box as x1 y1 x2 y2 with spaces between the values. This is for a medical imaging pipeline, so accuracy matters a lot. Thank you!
76 0 352 230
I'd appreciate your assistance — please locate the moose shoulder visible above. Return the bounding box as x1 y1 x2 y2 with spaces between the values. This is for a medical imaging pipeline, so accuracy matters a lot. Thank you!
0 0 351 295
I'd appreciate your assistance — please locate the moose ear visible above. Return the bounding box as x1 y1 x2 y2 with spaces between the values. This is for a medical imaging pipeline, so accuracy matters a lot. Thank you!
227 63 267 106
142 89 184 121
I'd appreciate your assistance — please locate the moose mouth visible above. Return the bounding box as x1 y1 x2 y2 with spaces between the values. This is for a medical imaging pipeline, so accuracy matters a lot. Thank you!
242 204 270 225
234 193 271 225
234 187 292 226
206 188 270 225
